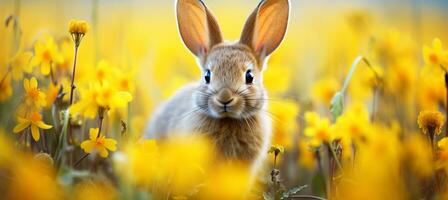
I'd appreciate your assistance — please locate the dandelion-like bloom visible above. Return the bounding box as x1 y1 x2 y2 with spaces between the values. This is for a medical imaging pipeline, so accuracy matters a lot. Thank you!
80 128 117 158
68 20 89 47
23 77 46 109
13 111 53 141
423 38 448 69
417 110 444 136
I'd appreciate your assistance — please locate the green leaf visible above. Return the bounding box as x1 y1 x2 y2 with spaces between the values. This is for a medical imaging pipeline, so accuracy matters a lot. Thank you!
330 92 344 120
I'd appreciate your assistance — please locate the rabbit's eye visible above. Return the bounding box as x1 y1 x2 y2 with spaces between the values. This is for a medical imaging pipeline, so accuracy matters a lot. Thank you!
204 69 211 84
245 69 254 84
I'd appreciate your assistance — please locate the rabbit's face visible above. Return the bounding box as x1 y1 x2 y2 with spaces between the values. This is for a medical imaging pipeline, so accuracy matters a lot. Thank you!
176 0 289 118
193 44 266 119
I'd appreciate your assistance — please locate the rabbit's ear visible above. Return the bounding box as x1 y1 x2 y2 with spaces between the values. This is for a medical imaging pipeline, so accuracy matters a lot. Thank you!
176 0 223 57
240 0 290 61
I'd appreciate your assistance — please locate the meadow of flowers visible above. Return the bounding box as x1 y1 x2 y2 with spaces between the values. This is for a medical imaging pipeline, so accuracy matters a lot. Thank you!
2 0 448 199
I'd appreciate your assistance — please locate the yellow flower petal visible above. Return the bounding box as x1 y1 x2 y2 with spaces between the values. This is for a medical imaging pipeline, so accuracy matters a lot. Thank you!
433 38 443 52
35 121 53 129
30 77 38 88
104 139 117 151
81 140 95 153
113 92 132 107
31 125 40 141
41 62 51 75
13 121 30 133
23 78 30 91
98 147 109 158
89 128 99 140
30 56 41 67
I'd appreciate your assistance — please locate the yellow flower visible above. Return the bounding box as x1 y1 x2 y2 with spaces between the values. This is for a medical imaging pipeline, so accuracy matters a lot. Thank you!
23 77 46 109
94 60 112 83
80 128 117 158
69 20 89 35
30 37 61 75
13 111 52 141
297 140 315 170
0 72 13 102
417 110 444 135
268 144 285 155
71 81 132 118
115 140 159 186
332 103 370 142
268 100 299 149
9 51 33 80
304 112 332 147
311 77 340 105
96 81 133 110
199 163 250 200
438 137 448 158
69 20 89 47
74 180 116 200
423 38 448 68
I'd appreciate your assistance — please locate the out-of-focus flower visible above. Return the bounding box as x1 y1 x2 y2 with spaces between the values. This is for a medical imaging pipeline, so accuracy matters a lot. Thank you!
94 60 113 83
304 112 332 147
417 110 444 136
74 180 116 200
297 140 315 170
199 163 250 200
96 81 133 109
23 77 46 109
7 155 62 200
268 100 299 149
116 139 159 186
71 81 132 118
332 103 370 142
0 72 13 102
423 38 448 69
56 37 74 74
418 67 445 110
311 77 340 105
80 128 117 158
30 36 61 75
13 111 52 141
268 144 285 156
9 51 33 80
437 137 448 173
402 135 433 178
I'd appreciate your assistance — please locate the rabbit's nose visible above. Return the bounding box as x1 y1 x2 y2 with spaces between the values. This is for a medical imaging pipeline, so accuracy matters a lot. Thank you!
216 88 234 105
218 98 234 105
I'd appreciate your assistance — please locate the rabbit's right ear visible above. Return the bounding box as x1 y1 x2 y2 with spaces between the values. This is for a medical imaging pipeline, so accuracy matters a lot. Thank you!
176 0 223 58
240 0 290 63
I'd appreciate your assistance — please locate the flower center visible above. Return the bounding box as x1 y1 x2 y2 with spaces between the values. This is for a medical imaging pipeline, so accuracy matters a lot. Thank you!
315 128 328 140
29 112 42 123
43 50 52 61
95 138 105 146
429 53 438 63
29 88 40 99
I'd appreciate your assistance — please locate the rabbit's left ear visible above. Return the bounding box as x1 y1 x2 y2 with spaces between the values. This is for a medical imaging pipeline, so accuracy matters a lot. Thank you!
176 0 223 58
240 0 290 61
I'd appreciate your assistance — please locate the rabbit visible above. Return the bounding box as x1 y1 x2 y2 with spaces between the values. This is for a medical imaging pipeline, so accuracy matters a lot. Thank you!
146 0 290 173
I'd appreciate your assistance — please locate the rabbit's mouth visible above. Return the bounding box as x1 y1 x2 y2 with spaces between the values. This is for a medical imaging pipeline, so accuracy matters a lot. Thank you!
209 97 245 119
